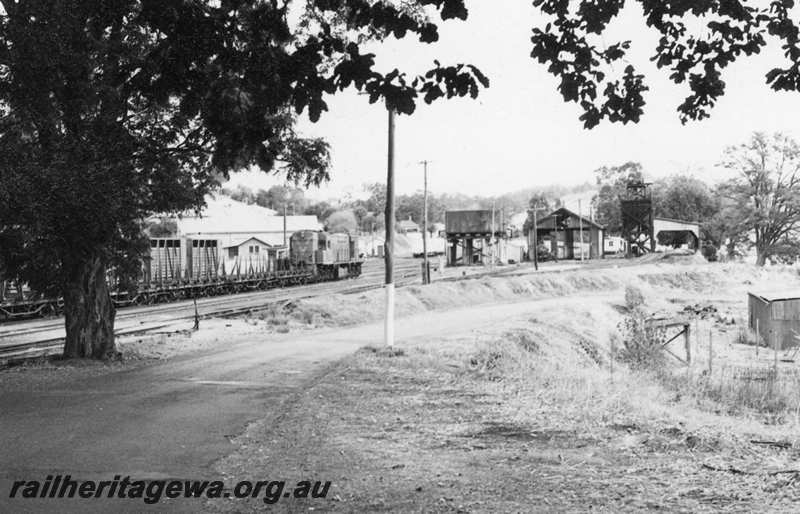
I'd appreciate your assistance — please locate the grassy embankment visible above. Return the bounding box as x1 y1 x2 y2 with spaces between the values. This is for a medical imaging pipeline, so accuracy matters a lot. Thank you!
214 259 800 512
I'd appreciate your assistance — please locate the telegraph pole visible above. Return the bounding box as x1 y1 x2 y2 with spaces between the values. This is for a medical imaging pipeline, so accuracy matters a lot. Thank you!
578 199 584 261
283 203 287 247
532 208 539 271
384 109 396 347
420 160 430 284
490 198 495 270
501 205 505 263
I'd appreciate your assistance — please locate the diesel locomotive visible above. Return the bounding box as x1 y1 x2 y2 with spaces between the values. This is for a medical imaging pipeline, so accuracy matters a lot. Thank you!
0 230 363 322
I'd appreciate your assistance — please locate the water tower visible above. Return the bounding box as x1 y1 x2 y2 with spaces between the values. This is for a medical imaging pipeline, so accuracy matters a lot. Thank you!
620 181 655 256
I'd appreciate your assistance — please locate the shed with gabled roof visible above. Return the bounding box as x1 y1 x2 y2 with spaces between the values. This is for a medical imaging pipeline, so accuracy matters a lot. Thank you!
529 207 605 260
748 290 800 350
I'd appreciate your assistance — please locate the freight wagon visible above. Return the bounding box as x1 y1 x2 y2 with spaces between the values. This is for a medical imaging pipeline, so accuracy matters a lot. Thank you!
0 281 63 319
0 230 363 321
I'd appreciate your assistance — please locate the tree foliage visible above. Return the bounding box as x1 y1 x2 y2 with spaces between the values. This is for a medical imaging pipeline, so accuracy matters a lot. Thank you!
395 192 445 232
221 185 258 206
220 184 308 213
703 193 752 258
718 132 800 266
523 192 558 233
4 0 800 359
304 200 336 222
257 186 308 213
325 209 358 233
591 162 645 233
0 0 489 358
652 175 718 224
146 219 178 238
531 0 800 128
651 174 721 247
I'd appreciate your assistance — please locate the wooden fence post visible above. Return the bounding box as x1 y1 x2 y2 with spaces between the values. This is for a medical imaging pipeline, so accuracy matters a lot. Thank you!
756 319 760 358
695 318 700 360
773 330 779 375
708 328 713 375
193 296 200 331
610 336 615 383
684 323 692 365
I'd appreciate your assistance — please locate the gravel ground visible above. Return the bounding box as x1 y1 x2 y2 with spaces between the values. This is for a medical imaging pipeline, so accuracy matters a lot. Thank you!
209 297 800 513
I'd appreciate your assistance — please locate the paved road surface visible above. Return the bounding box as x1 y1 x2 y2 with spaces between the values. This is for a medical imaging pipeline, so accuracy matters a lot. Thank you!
0 296 599 513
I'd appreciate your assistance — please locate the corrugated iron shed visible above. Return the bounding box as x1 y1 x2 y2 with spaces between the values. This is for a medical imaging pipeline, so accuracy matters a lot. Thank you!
748 290 800 350
749 290 800 302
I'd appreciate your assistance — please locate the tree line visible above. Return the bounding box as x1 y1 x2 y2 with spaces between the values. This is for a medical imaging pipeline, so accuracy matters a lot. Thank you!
218 181 593 235
524 132 800 266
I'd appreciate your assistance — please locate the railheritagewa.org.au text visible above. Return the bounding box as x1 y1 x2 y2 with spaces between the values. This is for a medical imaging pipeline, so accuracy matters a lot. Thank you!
8 475 331 505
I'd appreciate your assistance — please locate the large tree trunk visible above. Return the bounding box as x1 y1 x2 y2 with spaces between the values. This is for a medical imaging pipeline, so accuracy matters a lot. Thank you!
755 246 768 267
63 255 116 359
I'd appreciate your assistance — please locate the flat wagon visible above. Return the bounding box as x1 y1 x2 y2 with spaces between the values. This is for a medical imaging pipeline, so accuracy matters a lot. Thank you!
0 230 364 321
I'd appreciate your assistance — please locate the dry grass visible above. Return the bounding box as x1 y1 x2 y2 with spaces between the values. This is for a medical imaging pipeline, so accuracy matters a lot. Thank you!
311 303 800 510
398 305 665 433
733 326 759 346
661 366 800 424
710 367 800 419
246 261 800 341
432 299 800 441
214 264 800 512
244 260 800 432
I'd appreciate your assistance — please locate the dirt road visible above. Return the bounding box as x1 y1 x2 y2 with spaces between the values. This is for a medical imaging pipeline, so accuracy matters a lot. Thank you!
0 296 599 513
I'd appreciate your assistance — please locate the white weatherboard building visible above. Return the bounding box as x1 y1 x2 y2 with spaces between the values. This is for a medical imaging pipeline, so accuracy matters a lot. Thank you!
175 195 322 248
604 236 627 255
218 236 288 275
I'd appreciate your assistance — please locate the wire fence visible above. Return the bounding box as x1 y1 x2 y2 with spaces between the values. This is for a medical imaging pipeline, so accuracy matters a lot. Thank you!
679 316 800 415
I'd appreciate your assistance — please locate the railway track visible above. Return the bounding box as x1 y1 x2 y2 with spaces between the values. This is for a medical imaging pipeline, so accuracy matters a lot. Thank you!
0 258 566 363
0 260 423 362
0 260 409 336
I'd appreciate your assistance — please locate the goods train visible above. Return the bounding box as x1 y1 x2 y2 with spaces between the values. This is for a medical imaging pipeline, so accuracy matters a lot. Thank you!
0 230 363 322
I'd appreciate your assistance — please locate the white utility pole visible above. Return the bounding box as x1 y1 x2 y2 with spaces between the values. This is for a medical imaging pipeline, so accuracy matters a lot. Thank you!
578 199 584 261
532 207 539 271
384 109 396 347
420 160 430 285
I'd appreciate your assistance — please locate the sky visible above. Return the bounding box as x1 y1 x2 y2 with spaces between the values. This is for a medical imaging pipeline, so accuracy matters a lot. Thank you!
225 0 800 202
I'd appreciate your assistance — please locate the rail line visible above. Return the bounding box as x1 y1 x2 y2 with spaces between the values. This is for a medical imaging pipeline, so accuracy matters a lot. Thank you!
0 259 570 363
0 261 423 362
0 260 411 338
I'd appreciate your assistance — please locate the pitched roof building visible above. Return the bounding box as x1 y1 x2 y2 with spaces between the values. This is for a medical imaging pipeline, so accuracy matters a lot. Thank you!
173 194 322 247
529 207 605 260
397 216 420 233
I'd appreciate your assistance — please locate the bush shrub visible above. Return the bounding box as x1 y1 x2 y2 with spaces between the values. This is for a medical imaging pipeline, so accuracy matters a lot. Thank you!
701 244 718 262
616 307 667 370
733 327 758 346
624 285 645 311
535 246 557 262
